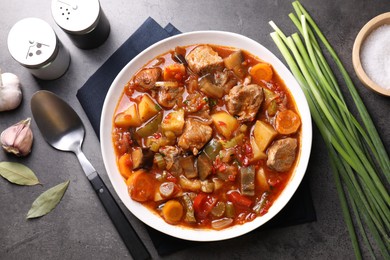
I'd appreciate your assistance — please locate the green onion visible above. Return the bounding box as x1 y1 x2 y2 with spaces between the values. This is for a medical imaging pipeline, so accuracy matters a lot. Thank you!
269 1 390 258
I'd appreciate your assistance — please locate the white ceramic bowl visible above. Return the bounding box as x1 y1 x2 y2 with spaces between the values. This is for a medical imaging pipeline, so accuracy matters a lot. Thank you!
100 31 312 241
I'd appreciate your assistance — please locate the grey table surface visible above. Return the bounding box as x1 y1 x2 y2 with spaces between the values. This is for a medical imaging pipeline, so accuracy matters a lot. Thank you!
0 0 389 259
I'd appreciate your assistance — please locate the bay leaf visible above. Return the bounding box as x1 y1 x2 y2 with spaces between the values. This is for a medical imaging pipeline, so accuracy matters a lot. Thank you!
27 180 70 219
0 161 40 185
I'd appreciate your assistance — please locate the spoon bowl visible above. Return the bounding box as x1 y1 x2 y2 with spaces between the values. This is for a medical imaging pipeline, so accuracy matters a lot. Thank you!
31 90 85 153
31 91 94 176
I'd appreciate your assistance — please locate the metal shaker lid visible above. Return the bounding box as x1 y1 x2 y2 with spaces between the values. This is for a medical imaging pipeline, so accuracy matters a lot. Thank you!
51 0 101 35
7 18 58 68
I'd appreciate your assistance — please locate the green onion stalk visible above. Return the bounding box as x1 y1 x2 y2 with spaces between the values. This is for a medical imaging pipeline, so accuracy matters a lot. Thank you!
269 1 389 259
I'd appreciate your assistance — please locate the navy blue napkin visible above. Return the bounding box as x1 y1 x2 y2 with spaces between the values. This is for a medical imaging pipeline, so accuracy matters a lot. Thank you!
77 17 316 256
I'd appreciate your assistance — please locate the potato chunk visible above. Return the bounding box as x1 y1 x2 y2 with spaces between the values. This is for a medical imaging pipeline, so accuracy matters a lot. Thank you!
138 94 160 122
211 111 239 139
250 136 266 161
162 109 185 136
114 104 141 127
253 120 277 152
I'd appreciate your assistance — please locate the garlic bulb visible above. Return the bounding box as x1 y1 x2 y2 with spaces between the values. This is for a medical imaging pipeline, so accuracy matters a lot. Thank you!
1 118 33 156
0 70 22 112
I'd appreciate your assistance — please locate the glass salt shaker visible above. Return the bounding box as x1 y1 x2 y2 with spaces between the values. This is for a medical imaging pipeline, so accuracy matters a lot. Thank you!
7 17 71 80
51 0 110 49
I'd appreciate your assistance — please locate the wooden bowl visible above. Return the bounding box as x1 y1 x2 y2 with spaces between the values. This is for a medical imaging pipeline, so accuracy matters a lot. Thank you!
352 12 390 96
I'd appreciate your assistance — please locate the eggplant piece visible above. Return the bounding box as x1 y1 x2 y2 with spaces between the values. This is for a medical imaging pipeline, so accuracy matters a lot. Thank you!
173 46 188 65
129 128 142 147
174 53 187 66
173 46 196 76
131 147 154 170
232 65 246 79
203 139 222 160
197 153 213 180
267 100 278 116
240 166 255 196
223 50 243 70
223 50 246 79
182 193 196 223
179 155 198 179
263 88 278 116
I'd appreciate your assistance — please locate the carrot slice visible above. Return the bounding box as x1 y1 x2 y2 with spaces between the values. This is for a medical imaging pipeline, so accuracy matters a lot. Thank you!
162 200 184 224
163 63 186 82
126 170 155 202
249 63 273 82
275 109 301 135
118 153 132 179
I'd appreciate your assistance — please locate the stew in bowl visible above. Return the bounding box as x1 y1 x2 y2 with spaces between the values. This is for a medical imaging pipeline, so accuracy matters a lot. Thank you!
101 31 312 241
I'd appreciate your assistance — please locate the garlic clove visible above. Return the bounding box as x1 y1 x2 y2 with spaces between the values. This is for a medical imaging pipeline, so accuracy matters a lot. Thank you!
0 72 22 112
1 118 33 156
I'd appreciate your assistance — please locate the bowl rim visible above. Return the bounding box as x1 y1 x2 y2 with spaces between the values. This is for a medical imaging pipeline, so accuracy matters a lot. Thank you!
352 12 390 96
100 30 312 241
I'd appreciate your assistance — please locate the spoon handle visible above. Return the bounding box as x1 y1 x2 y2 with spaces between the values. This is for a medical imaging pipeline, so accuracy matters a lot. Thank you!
88 172 151 260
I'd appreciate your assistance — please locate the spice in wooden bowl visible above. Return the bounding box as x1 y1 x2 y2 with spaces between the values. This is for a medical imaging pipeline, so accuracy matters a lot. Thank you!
352 12 390 96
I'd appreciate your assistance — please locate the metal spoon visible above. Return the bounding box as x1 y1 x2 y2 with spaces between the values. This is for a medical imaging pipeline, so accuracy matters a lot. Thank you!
31 90 150 260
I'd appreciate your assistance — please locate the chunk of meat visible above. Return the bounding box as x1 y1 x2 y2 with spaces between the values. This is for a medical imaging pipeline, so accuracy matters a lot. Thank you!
267 138 298 172
183 92 211 122
157 85 184 109
185 45 223 74
214 70 238 94
159 146 183 176
198 70 235 99
178 119 213 155
133 68 162 90
184 92 209 113
214 70 229 87
226 84 264 122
